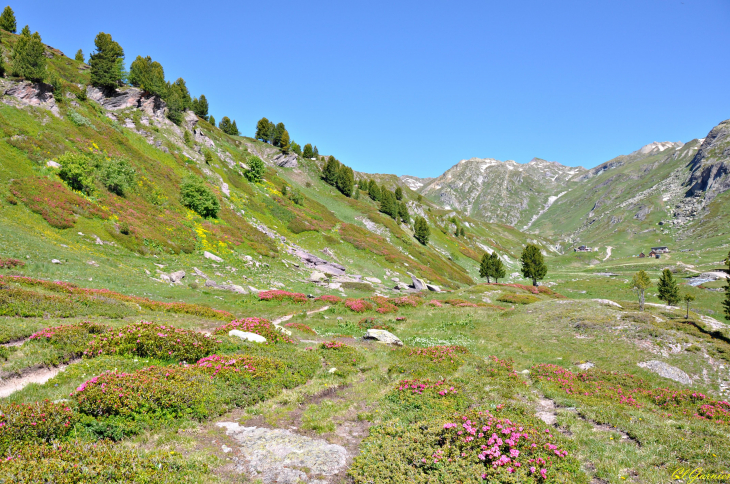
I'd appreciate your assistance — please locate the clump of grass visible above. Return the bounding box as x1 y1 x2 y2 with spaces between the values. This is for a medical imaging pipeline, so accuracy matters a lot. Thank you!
496 294 540 305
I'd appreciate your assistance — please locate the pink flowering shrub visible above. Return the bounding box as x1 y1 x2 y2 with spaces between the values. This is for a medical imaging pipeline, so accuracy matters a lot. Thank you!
390 295 424 307
409 345 469 364
345 298 373 313
395 379 459 397
84 321 219 362
0 400 78 452
284 322 317 335
315 294 341 304
258 290 307 303
372 296 398 314
0 258 24 269
195 353 283 381
28 321 111 359
428 299 443 307
214 317 294 344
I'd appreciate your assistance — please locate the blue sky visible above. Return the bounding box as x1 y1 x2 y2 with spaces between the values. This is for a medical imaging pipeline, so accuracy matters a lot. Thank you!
15 0 730 177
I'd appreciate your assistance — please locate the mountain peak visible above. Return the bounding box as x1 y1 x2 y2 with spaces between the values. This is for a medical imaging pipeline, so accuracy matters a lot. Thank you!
633 141 684 156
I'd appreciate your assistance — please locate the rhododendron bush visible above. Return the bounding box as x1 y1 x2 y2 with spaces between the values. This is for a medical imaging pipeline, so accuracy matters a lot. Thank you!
214 317 294 344
84 321 219 362
0 400 78 453
258 290 307 303
284 322 317 335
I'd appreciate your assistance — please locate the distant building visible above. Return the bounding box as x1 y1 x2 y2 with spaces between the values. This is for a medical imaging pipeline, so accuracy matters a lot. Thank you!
575 245 592 252
649 250 661 258
638 252 646 258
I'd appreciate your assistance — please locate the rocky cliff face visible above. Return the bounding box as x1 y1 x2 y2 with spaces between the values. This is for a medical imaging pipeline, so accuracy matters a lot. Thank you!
417 157 585 227
685 119 730 203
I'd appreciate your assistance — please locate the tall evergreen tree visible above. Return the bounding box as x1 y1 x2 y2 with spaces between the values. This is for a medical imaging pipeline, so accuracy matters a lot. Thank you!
368 180 381 201
313 145 319 157
479 253 493 283
255 117 272 141
273 122 286 147
302 143 314 158
192 94 209 120
128 55 165 96
291 141 301 155
0 45 5 77
245 156 265 183
89 32 124 90
230 120 240 136
208 115 215 127
0 6 16 33
491 252 506 283
414 216 430 245
631 270 651 312
657 269 680 306
336 165 354 197
11 26 45 82
520 244 547 287
322 156 340 186
279 129 290 153
395 186 403 200
218 116 233 134
75 49 84 63
380 189 398 219
398 201 410 224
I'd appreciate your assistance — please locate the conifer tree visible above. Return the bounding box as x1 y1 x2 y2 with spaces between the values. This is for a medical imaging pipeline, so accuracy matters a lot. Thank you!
245 156 265 183
520 244 547 287
0 46 5 77
322 156 340 186
313 145 319 157
491 252 506 283
89 32 124 90
479 253 493 283
255 117 271 141
192 94 209 120
291 141 301 155
683 293 695 319
395 186 403 201
460 227 466 237
230 120 240 136
368 180 381 201
279 129 290 153
11 26 45 82
0 6 16 33
128 55 165 96
273 122 286 147
399 202 410 224
414 216 430 245
657 269 680 306
302 143 313 158
218 116 233 134
380 189 398 219
75 49 84 63
208 115 215 127
336 165 354 197
631 270 651 312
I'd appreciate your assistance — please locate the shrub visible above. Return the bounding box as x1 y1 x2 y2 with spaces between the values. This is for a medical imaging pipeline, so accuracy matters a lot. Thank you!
409 345 469 364
0 258 24 269
83 321 220 362
58 152 95 194
428 299 443 307
357 317 393 331
180 177 220 218
284 322 317 335
345 298 373 313
315 294 341 304
98 157 135 196
258 290 307 303
390 295 424 307
67 110 94 128
0 401 78 453
496 294 540 305
245 156 265 183
320 341 365 375
30 321 111 358
214 317 294 344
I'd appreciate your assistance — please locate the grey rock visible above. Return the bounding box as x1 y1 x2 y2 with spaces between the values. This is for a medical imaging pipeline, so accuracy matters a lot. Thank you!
216 422 348 483
637 360 692 385
309 271 327 282
4 81 60 117
426 284 441 292
183 110 198 131
272 152 298 168
204 279 248 294
169 270 186 283
365 277 382 284
221 182 230 197
410 274 426 291
204 251 224 263
363 329 403 346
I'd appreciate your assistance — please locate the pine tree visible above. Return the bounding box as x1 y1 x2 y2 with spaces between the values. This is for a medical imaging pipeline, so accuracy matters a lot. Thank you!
183 129 192 146
208 115 215 127
336 165 354 197
128 55 165 96
0 45 5 77
395 186 403 200
230 120 240 136
368 180 381 201
89 32 125 90
414 216 430 245
313 145 319 157
273 122 286 147
302 143 313 158
479 253 493 283
399 201 410 224
491 252 506 283
218 116 233 134
245 156 265 183
255 117 271 141
291 141 301 155
631 270 651 312
460 227 466 237
520 244 547 287
75 49 84 63
380 189 398 219
322 156 340 186
279 129 291 153
11 26 45 82
657 269 680 306
0 6 16 33
193 94 209 120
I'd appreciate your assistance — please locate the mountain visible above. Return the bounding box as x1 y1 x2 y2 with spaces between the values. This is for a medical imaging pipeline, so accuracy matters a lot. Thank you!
413 157 585 227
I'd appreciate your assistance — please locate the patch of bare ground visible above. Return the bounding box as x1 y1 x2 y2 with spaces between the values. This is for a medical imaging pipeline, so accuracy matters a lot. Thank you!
0 359 77 398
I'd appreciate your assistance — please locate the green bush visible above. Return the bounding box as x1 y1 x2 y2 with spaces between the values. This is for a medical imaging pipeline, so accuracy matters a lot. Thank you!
180 177 220 218
496 294 540 305
98 157 135 196
245 156 265 183
57 152 95 194
0 400 78 453
319 341 365 376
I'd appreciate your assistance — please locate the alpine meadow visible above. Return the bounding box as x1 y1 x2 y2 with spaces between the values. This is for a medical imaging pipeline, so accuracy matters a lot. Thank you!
1 3 730 484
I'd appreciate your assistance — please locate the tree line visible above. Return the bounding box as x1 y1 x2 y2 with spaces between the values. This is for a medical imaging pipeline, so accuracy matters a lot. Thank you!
0 6 241 133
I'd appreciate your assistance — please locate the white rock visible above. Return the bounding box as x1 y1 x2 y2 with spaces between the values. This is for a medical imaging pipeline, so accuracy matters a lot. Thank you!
46 160 61 168
592 299 622 308
576 362 595 370
638 360 692 385
204 251 224 262
229 330 266 343
51 259 61 264
310 271 327 282
365 277 382 284
328 367 337 374
363 329 403 346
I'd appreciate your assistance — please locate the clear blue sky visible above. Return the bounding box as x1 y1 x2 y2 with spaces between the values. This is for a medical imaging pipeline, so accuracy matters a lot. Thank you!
15 0 730 177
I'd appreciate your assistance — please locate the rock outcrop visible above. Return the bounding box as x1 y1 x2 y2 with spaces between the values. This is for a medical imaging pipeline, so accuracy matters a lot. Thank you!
685 119 730 204
86 86 167 120
272 152 298 168
3 81 60 117
637 360 692 385
288 248 346 276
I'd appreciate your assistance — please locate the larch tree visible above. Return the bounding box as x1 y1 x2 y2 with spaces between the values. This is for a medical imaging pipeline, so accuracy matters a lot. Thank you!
520 244 547 287
75 49 84 63
631 270 651 312
89 32 125 90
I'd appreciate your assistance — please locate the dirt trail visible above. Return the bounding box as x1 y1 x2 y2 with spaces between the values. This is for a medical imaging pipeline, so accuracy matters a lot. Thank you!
0 362 74 398
1 338 30 348
272 305 330 326
603 246 612 261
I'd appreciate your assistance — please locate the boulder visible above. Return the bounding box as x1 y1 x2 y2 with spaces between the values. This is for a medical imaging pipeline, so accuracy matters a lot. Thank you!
204 251 224 263
159 273 171 283
576 362 595 370
221 182 230 197
365 277 382 284
51 259 61 264
410 274 426 291
426 284 441 292
309 271 327 282
321 247 335 257
637 360 692 385
229 330 266 343
204 280 248 294
46 160 61 169
592 299 622 308
183 110 198 131
363 329 403 346
169 270 186 283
